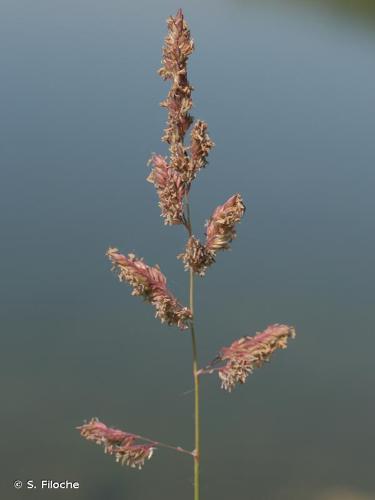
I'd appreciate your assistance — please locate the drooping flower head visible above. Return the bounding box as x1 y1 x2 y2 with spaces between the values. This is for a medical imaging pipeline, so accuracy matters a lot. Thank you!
77 418 155 469
200 324 296 391
107 248 192 329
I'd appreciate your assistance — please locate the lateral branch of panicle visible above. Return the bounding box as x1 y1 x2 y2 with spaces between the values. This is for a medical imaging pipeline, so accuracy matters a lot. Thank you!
107 248 192 330
198 324 296 391
77 418 194 470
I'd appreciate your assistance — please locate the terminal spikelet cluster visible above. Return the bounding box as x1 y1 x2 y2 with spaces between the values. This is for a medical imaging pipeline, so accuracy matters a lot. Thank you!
148 9 214 225
159 8 194 148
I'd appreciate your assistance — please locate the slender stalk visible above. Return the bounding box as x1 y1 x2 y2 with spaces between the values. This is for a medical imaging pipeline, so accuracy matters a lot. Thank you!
186 196 200 500
131 433 194 458
190 273 200 500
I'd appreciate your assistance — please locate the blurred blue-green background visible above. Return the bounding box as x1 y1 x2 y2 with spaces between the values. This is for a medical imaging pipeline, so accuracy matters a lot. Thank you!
1 1 374 499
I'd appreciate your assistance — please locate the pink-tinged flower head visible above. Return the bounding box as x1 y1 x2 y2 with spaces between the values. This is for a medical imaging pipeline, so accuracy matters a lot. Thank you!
169 142 191 181
178 194 246 276
205 194 246 252
77 418 155 469
159 9 194 82
157 10 214 186
178 236 215 277
159 9 194 147
200 324 296 391
147 154 187 225
169 119 214 183
189 120 214 178
107 248 192 329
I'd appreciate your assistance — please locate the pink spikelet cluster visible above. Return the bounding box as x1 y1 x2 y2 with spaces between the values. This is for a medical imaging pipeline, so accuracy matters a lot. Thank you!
159 9 194 150
190 120 214 174
77 419 155 469
179 194 246 276
149 9 214 225
200 324 296 391
147 154 187 225
205 194 246 252
178 235 216 276
107 248 192 329
152 10 243 275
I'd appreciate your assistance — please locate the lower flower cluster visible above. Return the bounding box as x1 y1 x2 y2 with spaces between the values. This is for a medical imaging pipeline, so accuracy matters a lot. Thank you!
77 418 155 469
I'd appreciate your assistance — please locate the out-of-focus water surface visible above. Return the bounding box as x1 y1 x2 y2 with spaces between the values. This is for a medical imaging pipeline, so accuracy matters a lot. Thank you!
1 0 374 499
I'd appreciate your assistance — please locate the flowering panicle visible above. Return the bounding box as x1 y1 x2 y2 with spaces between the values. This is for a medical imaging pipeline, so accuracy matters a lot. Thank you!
107 248 192 329
200 324 296 391
79 11 296 497
178 194 246 276
77 418 155 469
147 154 187 225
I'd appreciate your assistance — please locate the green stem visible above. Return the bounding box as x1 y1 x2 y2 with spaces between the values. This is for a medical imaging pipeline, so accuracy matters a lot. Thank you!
190 269 200 500
186 196 200 500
